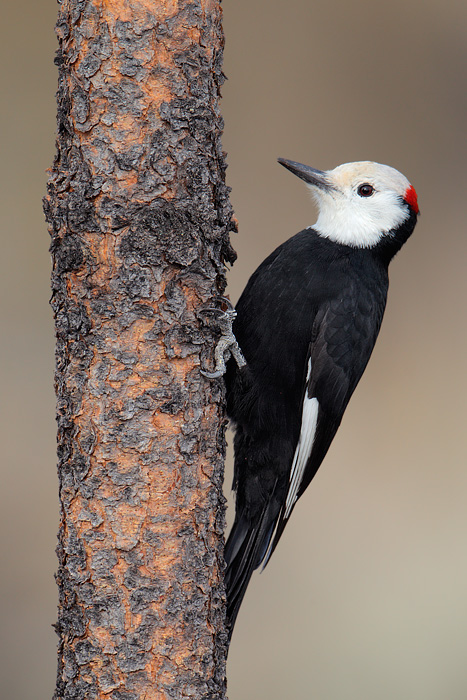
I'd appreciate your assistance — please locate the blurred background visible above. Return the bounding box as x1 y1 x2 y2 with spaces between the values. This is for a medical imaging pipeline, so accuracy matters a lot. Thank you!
1 0 466 698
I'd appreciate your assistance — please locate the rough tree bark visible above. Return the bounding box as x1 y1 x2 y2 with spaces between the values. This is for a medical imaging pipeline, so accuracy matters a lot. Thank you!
43 1 236 698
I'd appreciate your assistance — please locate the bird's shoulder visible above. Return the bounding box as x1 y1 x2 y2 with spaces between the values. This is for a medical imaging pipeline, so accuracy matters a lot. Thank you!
236 228 387 324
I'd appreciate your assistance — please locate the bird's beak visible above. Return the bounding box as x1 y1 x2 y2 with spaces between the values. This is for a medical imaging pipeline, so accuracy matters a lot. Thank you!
278 158 334 192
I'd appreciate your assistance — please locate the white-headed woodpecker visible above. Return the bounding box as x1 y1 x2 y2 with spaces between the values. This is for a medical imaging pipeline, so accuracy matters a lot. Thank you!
223 159 419 636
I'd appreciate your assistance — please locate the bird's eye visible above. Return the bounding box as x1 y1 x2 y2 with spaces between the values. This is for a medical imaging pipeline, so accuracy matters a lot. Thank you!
357 184 375 197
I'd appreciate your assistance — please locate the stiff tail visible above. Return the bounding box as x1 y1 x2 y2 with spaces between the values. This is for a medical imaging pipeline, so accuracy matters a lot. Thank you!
224 504 277 637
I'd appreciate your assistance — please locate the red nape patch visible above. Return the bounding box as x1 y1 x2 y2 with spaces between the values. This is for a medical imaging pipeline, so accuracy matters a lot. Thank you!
404 185 419 214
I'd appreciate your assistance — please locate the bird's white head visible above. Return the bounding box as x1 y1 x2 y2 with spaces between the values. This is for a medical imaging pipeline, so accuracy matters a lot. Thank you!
278 159 419 249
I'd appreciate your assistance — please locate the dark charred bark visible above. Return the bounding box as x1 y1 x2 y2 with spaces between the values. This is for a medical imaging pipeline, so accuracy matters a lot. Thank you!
43 1 236 698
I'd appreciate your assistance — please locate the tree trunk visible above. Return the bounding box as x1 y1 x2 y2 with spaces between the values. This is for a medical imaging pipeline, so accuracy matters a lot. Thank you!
43 1 236 698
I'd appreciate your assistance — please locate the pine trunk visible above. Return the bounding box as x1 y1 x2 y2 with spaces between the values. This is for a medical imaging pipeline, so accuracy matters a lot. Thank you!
43 1 236 698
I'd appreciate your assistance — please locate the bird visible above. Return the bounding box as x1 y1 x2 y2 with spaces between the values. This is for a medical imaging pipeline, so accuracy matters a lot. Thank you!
223 158 419 637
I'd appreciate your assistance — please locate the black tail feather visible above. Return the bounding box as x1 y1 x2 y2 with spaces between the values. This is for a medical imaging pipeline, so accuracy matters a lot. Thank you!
224 505 277 637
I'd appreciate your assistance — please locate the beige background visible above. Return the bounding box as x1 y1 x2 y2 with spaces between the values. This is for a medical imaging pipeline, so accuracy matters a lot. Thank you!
1 1 466 698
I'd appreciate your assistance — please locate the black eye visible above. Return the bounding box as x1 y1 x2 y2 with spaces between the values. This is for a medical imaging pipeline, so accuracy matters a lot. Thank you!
357 183 375 197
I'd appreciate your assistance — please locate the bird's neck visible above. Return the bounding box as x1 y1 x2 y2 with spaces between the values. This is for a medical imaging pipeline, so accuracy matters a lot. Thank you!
371 209 418 264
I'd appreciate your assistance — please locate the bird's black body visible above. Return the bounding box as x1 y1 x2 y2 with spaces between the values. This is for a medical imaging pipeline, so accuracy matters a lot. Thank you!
224 208 418 633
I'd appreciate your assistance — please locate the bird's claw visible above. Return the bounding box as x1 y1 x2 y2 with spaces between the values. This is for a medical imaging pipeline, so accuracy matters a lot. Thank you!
199 296 247 379
200 367 226 379
198 296 236 322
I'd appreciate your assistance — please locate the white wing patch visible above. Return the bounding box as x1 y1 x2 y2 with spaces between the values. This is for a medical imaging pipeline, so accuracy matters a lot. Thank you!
284 358 319 518
261 359 319 569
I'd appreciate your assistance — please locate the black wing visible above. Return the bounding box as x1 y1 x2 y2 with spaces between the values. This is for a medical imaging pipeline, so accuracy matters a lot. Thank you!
264 278 388 563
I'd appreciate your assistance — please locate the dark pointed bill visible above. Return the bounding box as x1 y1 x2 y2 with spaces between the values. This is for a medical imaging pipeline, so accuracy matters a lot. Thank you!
277 158 334 191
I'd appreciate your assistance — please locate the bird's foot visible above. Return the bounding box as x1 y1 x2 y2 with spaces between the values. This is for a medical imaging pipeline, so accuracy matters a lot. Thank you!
199 297 247 378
